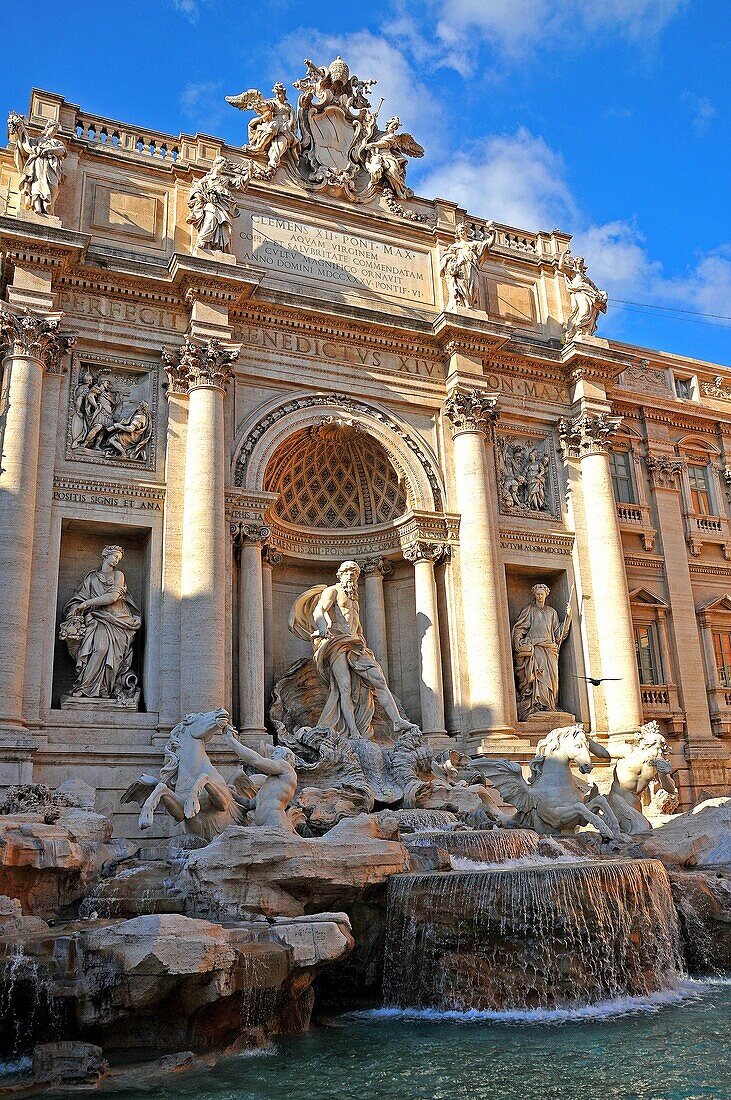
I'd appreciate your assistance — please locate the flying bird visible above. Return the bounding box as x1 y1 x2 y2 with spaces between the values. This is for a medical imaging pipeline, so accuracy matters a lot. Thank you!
575 675 623 687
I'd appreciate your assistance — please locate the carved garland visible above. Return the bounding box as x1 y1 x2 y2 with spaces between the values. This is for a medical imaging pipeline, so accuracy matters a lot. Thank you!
233 392 444 511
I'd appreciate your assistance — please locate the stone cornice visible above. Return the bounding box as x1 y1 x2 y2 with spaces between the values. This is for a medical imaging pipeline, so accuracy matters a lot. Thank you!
0 216 89 276
0 305 75 372
499 528 574 556
167 252 261 307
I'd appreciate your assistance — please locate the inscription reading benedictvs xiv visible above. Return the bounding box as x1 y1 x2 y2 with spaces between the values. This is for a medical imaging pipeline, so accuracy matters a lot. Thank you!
238 214 435 304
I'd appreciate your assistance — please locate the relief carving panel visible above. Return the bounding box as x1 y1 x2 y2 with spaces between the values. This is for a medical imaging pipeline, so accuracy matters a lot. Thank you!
66 355 157 470
496 432 560 521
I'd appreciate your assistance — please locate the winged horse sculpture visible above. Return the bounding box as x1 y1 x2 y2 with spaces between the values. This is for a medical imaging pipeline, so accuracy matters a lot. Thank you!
479 724 622 841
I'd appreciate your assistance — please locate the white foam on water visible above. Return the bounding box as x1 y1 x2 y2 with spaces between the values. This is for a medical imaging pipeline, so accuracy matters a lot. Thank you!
449 853 587 871
350 981 712 1026
0 1057 32 1078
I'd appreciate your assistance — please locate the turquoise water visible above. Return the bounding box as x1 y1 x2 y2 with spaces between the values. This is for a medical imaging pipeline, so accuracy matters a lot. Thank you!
100 981 731 1100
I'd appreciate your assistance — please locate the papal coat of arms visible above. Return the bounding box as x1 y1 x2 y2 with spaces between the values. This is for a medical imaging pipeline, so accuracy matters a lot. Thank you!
226 55 424 215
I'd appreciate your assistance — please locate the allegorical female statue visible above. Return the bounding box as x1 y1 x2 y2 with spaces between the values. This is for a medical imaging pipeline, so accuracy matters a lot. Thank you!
512 583 572 720
186 156 250 253
439 222 490 311
558 248 608 339
7 112 67 216
59 546 142 707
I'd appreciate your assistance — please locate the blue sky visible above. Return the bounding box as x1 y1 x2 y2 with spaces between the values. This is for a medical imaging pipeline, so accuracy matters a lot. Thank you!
3 0 729 363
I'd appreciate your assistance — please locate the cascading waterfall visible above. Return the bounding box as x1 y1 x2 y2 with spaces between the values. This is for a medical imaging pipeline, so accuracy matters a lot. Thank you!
403 828 540 864
383 859 684 1011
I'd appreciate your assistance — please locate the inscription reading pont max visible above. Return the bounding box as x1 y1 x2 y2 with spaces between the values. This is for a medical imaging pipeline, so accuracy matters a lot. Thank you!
239 214 435 304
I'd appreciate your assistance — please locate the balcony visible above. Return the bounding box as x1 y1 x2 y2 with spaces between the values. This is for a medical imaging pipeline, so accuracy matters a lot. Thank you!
684 511 731 558
640 683 685 733
707 686 731 738
615 501 656 552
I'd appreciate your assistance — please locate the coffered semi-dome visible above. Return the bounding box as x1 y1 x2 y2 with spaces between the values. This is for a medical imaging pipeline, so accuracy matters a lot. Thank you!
264 420 408 530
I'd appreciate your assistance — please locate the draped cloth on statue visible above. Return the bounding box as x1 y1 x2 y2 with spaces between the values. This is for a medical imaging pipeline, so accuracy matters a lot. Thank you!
289 584 384 740
64 570 142 699
512 603 566 720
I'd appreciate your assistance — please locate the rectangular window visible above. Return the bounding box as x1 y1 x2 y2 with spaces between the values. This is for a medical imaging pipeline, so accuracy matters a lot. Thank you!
713 631 731 687
634 624 662 685
687 463 713 515
609 449 636 504
675 376 695 400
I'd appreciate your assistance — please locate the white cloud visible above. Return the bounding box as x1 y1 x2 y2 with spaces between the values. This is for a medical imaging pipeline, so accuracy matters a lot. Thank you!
432 0 688 70
418 128 577 231
681 93 717 136
274 29 443 144
180 81 226 132
171 0 201 23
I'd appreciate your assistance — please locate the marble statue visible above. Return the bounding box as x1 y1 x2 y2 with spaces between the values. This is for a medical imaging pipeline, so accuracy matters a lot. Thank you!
186 156 251 253
7 112 66 216
59 546 142 708
290 561 415 740
122 709 251 841
512 583 572 720
226 83 299 174
497 437 552 514
439 222 490 311
606 721 678 835
559 249 608 339
70 369 152 462
221 726 298 832
480 724 621 840
363 115 424 200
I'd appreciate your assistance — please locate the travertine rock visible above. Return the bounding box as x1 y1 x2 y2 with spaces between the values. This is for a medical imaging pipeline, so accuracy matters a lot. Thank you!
0 808 114 915
638 798 731 867
31 1042 109 1087
180 811 410 920
669 868 731 973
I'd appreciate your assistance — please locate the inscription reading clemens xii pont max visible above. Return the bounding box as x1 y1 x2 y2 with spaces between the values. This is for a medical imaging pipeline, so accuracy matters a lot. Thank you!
237 213 435 304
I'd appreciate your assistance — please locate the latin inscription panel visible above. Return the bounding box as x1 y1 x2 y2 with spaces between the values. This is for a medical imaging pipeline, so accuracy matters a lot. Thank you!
237 212 435 304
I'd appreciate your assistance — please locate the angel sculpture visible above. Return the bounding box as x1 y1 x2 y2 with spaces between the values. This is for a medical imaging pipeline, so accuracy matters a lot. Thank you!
186 156 250 253
363 116 424 199
225 83 299 173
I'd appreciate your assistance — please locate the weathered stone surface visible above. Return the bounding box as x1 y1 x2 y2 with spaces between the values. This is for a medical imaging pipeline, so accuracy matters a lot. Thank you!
638 798 731 867
31 1041 109 1087
84 859 185 917
669 869 731 973
180 811 410 920
0 808 115 916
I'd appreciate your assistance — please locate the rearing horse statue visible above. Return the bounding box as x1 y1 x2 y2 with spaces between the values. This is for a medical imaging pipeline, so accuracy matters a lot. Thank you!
479 724 621 840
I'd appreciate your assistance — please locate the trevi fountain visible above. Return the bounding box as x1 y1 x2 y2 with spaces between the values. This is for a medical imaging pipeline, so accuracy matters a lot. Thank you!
0 54 729 1100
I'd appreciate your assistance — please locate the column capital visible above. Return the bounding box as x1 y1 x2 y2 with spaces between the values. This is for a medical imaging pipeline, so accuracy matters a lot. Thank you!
0 306 75 373
360 556 393 578
161 336 238 396
262 544 283 567
403 541 450 565
443 389 499 438
558 411 622 459
230 521 271 547
645 452 686 491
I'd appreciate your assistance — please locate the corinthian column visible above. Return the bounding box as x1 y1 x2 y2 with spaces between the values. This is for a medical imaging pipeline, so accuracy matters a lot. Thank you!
262 544 282 712
361 557 392 679
559 412 643 732
167 337 238 715
403 542 447 736
0 307 74 735
444 389 514 738
232 522 270 743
